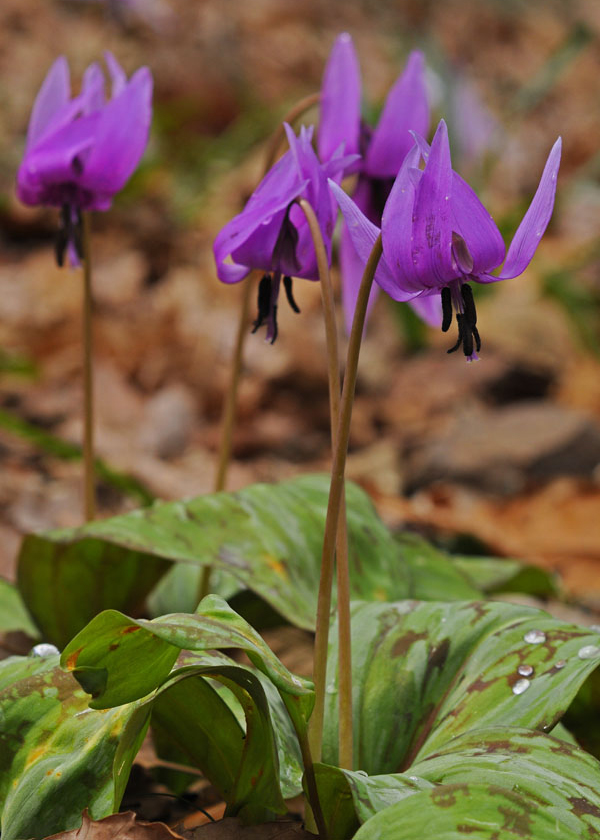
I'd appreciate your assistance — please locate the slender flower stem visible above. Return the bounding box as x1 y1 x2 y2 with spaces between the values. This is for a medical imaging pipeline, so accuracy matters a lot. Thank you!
295 725 328 839
308 234 383 764
81 212 96 522
263 92 320 173
298 199 353 770
201 93 321 602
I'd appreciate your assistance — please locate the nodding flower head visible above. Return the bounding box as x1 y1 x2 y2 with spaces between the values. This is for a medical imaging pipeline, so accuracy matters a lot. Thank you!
330 119 562 360
17 53 152 266
213 123 356 343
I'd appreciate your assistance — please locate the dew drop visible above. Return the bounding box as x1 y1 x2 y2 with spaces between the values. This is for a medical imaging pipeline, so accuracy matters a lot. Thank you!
512 678 530 695
30 643 60 657
589 625 600 633
578 645 600 660
554 659 567 670
517 664 534 677
523 629 546 644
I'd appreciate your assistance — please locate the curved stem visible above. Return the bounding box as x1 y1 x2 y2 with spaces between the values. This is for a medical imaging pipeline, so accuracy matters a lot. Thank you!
298 199 353 770
308 234 383 764
263 92 320 172
82 212 95 522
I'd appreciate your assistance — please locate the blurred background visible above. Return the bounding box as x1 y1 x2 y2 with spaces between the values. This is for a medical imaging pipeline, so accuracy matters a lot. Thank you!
1 0 600 601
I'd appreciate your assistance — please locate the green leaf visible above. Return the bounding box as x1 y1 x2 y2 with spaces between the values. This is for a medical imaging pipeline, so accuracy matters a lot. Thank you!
0 578 38 636
353 782 585 839
314 763 433 839
410 725 600 834
19 475 409 646
61 598 311 814
395 534 480 600
451 554 558 597
0 654 147 840
324 600 600 773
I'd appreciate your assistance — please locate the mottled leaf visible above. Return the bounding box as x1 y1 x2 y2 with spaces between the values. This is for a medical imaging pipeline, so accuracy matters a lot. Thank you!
353 782 584 839
451 553 558 597
0 654 148 840
18 475 408 646
323 600 600 773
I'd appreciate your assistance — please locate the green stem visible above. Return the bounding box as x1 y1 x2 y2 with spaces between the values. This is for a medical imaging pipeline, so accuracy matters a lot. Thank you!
82 212 95 522
298 200 353 770
296 726 328 839
263 92 320 172
308 234 383 764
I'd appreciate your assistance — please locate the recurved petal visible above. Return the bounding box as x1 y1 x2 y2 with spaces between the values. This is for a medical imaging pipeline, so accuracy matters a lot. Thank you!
339 179 380 332
25 56 70 152
450 172 505 273
104 51 127 98
80 62 105 114
409 120 456 288
317 33 361 164
80 66 153 195
495 137 562 279
330 179 415 302
365 51 430 178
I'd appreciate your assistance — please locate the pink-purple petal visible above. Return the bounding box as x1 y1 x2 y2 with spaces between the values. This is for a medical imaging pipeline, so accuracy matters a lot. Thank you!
365 51 430 178
104 51 127 98
409 120 456 288
381 144 424 294
495 138 562 279
26 56 70 151
408 292 443 327
317 33 361 164
450 172 505 273
81 66 152 195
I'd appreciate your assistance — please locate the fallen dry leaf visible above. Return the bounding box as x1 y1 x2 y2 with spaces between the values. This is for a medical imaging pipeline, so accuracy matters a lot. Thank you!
44 810 183 840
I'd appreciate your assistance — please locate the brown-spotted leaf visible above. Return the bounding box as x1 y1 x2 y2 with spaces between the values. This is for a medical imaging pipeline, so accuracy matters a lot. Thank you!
323 600 600 773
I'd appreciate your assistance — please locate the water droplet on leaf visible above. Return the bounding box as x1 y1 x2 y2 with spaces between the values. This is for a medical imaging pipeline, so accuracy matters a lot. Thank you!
578 645 600 660
512 678 530 695
523 629 546 644
30 643 60 657
554 659 567 670
517 664 534 677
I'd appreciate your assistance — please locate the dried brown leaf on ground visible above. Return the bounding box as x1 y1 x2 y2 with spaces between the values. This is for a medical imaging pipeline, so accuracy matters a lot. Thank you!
44 810 183 840
173 817 313 840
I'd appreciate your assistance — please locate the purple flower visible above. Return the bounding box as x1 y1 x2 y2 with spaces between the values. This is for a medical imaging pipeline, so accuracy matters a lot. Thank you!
317 34 430 331
17 53 152 265
330 119 562 360
214 124 355 343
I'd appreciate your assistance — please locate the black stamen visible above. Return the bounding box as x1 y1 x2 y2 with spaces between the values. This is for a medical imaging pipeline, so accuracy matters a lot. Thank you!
461 283 477 327
269 305 278 344
252 274 272 333
283 276 300 313
472 325 481 353
462 317 474 358
72 208 84 261
441 287 452 332
273 206 301 274
54 204 71 267
447 314 464 354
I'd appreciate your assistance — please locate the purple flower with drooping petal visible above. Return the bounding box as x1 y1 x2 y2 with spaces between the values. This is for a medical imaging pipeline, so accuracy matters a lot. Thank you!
214 123 355 343
330 119 562 360
17 53 152 265
317 34 430 332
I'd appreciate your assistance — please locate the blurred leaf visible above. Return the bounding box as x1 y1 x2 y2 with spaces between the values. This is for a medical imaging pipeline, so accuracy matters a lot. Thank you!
19 475 411 646
450 554 558 597
0 408 154 506
0 578 38 635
